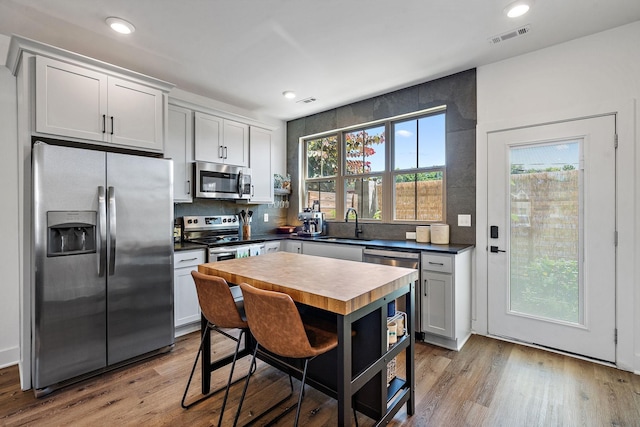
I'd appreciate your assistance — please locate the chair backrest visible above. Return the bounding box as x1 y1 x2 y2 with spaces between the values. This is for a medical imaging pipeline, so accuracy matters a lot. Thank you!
239 283 316 359
191 271 247 329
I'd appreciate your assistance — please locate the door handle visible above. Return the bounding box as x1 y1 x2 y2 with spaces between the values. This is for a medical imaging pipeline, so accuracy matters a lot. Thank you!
110 116 114 135
108 186 117 275
97 186 107 277
102 115 106 134
490 246 506 253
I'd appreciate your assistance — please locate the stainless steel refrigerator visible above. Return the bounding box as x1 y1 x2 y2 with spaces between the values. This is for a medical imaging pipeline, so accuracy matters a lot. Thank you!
32 142 174 393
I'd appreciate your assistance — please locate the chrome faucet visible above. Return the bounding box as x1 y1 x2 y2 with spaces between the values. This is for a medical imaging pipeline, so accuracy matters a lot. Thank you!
345 208 363 238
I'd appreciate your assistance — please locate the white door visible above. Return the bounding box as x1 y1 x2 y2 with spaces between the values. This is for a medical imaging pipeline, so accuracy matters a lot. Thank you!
487 115 616 362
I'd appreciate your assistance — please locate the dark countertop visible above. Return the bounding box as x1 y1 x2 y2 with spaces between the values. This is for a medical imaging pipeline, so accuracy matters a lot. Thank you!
173 241 208 252
176 233 473 255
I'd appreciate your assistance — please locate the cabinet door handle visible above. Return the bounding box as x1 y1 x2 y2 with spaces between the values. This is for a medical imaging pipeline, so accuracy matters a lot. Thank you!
424 279 428 297
186 180 191 195
251 184 255 197
110 116 114 135
179 258 198 263
223 146 228 159
102 114 106 133
429 261 444 266
218 145 223 159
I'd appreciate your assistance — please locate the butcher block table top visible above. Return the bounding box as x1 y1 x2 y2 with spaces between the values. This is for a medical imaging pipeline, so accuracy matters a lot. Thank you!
198 251 419 315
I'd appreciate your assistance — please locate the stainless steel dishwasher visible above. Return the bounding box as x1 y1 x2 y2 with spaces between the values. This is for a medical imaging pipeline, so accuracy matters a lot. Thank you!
362 248 421 333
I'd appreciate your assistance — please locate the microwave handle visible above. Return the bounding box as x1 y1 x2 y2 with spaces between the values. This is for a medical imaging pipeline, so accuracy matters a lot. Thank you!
237 169 244 197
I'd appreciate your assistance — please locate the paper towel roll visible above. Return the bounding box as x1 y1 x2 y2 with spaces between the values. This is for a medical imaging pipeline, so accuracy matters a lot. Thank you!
416 226 430 243
430 224 450 244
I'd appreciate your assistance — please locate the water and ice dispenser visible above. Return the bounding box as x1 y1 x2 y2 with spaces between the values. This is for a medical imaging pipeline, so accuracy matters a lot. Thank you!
47 211 97 256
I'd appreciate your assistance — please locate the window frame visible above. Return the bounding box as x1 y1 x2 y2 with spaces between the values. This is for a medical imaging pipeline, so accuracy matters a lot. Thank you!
302 106 446 224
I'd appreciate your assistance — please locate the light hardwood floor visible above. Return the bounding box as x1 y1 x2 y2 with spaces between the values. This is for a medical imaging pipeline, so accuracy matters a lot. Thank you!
1 332 639 426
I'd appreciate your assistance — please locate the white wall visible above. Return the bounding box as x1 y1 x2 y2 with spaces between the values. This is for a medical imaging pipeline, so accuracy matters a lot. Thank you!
0 34 21 368
476 21 640 372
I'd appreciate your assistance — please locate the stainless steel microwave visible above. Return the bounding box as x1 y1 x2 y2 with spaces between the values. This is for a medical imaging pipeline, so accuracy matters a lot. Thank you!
195 162 251 200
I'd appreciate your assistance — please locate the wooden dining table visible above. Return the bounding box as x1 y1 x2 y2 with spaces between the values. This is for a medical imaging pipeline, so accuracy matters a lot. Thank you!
198 251 419 426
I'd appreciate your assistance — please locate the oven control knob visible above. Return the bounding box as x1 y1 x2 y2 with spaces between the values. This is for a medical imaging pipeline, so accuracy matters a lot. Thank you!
222 218 227 223
232 217 237 222
193 219 198 224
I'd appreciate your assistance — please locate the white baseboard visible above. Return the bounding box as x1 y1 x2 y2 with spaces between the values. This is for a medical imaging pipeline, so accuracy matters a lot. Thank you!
0 346 19 369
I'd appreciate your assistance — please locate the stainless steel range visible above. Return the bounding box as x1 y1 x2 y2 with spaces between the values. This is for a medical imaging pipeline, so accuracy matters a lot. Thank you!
182 215 264 261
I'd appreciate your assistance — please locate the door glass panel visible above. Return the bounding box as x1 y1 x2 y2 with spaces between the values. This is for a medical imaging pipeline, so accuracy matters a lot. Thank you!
509 140 582 324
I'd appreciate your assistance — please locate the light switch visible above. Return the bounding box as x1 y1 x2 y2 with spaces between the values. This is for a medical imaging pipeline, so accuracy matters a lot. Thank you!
263 213 269 222
458 214 472 227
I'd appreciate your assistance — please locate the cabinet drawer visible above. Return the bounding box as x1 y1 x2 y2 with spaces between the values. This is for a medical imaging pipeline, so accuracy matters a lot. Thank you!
174 250 205 268
421 253 452 273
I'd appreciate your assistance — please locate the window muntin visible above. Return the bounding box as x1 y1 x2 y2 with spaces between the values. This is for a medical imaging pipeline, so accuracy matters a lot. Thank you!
394 113 445 170
306 135 338 178
345 177 383 220
305 180 337 220
394 172 443 221
344 126 385 175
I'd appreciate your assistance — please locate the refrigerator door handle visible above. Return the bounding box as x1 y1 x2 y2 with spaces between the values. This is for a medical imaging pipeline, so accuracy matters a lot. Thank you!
108 186 117 275
97 186 107 277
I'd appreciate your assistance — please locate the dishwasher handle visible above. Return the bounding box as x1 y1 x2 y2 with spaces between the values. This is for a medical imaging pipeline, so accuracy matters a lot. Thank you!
363 248 419 260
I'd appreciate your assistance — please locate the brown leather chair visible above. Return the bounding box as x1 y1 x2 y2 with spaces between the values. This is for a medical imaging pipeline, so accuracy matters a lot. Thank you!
181 271 250 426
233 282 343 427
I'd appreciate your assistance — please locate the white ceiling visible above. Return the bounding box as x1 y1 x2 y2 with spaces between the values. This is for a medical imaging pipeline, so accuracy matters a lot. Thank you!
1 0 640 121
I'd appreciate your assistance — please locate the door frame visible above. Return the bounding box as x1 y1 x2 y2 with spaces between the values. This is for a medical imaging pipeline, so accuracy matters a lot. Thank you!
475 99 637 371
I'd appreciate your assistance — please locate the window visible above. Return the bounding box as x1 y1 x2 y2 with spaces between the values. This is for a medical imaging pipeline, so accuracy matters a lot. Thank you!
393 113 446 221
303 108 446 223
304 135 338 219
344 126 385 220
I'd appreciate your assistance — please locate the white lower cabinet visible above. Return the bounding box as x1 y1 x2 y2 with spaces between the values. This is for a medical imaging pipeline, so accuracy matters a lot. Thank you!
264 241 281 253
302 242 363 262
282 240 302 254
420 249 472 350
174 249 205 336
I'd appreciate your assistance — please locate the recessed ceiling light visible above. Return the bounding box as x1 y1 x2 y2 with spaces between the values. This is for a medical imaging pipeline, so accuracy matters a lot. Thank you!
504 1 533 18
106 17 135 34
282 91 296 99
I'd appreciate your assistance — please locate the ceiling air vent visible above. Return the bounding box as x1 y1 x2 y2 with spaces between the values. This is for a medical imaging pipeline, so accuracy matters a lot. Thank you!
296 97 317 104
489 24 531 45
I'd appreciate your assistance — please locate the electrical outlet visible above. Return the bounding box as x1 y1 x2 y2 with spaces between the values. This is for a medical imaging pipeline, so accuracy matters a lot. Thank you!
458 214 472 227
263 213 269 222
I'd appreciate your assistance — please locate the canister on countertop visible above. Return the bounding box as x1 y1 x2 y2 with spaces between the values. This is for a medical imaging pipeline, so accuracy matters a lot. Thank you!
430 223 450 244
416 226 430 243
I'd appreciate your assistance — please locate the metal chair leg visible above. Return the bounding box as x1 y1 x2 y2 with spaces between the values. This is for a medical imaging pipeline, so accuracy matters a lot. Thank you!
182 325 250 412
234 344 295 427
217 329 246 426
181 323 211 409
293 358 310 427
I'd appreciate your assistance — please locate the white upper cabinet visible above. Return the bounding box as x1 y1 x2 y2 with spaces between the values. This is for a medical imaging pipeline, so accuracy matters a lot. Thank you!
248 126 273 203
194 111 248 167
166 105 194 202
223 120 249 167
107 77 163 150
194 111 222 162
35 56 164 153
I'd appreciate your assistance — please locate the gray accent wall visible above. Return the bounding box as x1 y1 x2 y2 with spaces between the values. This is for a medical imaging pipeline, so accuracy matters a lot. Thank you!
286 69 477 244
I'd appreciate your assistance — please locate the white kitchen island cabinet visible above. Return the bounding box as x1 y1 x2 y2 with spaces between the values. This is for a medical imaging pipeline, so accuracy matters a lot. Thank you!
173 249 205 336
420 249 472 350
35 56 165 153
194 111 248 167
